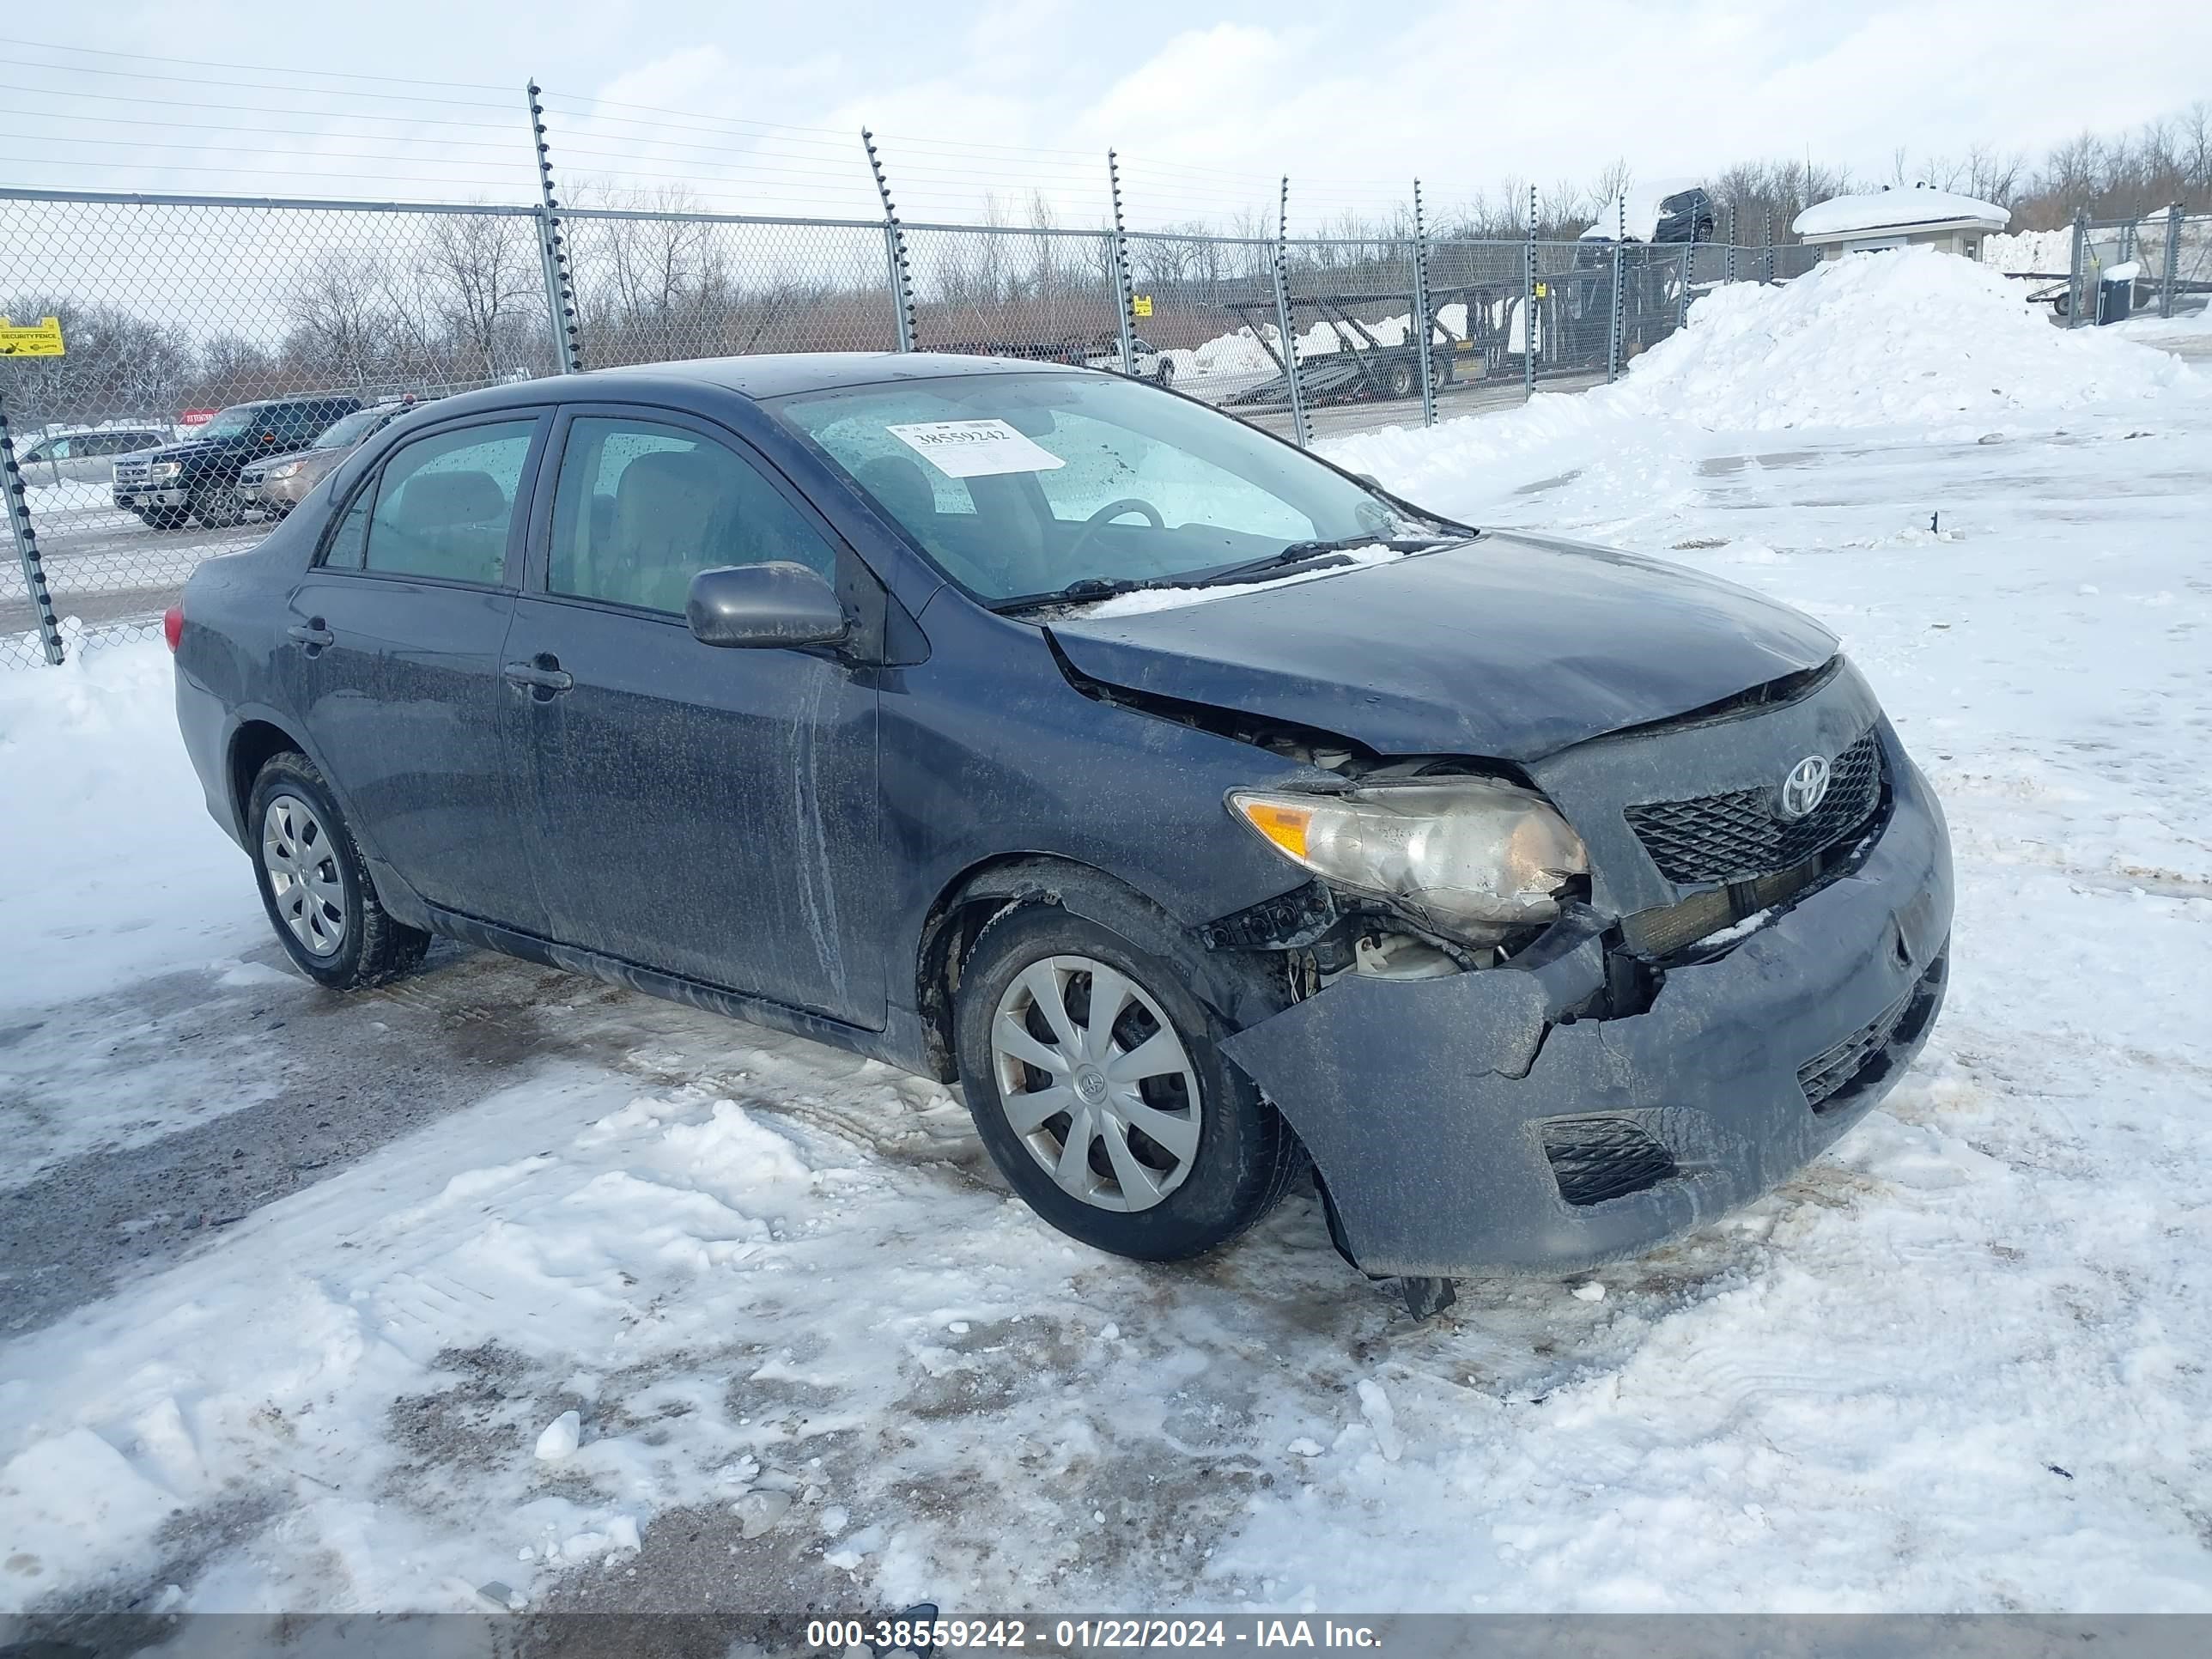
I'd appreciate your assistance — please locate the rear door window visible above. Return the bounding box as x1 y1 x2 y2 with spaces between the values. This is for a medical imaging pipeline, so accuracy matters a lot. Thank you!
358 420 537 586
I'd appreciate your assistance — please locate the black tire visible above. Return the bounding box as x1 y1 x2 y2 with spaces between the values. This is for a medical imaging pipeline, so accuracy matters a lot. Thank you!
140 506 189 531
246 750 431 990
953 902 1303 1261
1384 361 1417 399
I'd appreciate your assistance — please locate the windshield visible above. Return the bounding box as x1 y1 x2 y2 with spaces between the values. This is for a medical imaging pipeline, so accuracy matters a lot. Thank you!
771 371 1453 606
196 408 261 441
310 407 386 449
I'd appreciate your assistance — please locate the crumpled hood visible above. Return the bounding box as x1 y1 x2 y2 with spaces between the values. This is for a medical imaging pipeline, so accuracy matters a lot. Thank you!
1045 532 1838 762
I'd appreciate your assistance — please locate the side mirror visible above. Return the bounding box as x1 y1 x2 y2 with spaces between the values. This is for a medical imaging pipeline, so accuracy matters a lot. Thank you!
687 562 848 650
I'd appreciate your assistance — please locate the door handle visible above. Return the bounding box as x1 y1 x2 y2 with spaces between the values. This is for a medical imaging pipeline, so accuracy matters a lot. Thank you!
286 620 334 648
503 659 573 694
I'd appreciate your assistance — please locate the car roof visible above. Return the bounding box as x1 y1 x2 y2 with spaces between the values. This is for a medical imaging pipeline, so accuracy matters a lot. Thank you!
366 353 1098 429
228 393 360 412
597 351 1085 398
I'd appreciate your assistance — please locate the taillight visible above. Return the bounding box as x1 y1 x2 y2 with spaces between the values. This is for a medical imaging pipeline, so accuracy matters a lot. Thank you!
163 604 185 652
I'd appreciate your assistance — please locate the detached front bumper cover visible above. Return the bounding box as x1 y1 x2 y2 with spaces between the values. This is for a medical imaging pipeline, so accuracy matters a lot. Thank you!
1223 737 1953 1279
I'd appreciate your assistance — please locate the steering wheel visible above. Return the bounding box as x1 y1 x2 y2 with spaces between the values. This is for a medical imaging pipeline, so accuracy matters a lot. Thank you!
1064 497 1165 567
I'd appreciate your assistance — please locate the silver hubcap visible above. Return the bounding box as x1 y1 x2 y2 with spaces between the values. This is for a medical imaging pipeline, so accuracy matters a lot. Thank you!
261 793 348 957
990 954 1201 1213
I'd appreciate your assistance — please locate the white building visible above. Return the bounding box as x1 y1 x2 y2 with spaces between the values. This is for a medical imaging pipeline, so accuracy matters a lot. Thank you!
1791 185 2010 261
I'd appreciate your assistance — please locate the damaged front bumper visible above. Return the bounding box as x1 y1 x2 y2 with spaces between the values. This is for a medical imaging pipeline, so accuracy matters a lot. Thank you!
1221 738 1953 1279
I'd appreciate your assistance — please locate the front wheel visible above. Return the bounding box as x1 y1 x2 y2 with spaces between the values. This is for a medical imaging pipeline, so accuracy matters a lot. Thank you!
189 485 242 529
248 751 431 989
953 903 1303 1261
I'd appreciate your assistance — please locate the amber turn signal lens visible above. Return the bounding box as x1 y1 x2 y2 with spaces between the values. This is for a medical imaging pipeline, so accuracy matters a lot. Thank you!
1235 798 1314 860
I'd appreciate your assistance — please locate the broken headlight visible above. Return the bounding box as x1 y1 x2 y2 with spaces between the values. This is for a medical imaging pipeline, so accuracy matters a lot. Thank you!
1228 778 1587 942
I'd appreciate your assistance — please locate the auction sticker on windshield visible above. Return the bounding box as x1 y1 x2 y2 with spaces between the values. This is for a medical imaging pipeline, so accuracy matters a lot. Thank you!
888 419 1066 479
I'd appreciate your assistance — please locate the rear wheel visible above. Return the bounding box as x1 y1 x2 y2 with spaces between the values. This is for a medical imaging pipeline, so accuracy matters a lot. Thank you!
247 751 430 989
1384 360 1417 398
954 903 1302 1261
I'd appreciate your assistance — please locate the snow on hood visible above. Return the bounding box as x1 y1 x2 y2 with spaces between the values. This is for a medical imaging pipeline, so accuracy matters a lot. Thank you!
1794 186 2008 238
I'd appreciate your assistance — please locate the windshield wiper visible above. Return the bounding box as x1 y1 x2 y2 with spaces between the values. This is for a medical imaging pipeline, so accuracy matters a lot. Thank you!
1188 534 1455 588
990 575 1160 615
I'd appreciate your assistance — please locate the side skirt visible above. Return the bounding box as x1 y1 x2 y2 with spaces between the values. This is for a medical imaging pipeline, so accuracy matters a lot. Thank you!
423 905 931 1077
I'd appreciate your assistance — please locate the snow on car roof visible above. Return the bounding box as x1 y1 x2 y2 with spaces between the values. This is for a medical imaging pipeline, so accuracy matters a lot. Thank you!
1792 186 2009 238
1579 178 1703 241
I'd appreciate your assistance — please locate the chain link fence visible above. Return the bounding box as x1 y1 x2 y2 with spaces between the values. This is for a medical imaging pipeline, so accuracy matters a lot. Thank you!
3 179 1814 671
2063 205 2212 325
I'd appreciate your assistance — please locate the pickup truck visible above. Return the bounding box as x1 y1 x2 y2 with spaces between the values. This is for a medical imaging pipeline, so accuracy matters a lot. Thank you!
112 394 362 529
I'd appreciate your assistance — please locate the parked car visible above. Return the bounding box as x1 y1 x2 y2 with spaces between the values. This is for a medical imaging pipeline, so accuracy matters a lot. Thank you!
169 354 1951 1312
1082 336 1176 385
113 393 362 529
14 426 170 487
236 398 434 519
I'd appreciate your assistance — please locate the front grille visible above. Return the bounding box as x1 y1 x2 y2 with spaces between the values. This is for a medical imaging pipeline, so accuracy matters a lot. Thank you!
1797 949 1946 1112
113 459 150 485
1625 731 1884 885
1541 1115 1680 1206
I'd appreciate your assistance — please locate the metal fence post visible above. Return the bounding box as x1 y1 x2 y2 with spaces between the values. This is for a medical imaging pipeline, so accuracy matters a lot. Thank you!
2160 202 2183 319
861 131 918 353
1763 210 1775 282
1723 204 1737 285
1411 179 1437 427
2067 209 2087 330
1273 177 1310 448
0 392 65 666
523 82 584 374
1522 185 1537 403
1606 193 1626 383
1107 150 1139 378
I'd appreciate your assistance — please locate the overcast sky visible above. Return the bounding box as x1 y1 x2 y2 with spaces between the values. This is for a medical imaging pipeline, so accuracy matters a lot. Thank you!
7 1 2208 227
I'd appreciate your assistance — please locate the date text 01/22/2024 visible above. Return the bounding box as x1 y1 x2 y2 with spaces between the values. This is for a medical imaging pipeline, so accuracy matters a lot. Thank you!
805 1618 1386 1650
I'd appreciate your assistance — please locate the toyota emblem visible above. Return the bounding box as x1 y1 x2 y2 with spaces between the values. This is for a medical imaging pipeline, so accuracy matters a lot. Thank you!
1778 754 1832 821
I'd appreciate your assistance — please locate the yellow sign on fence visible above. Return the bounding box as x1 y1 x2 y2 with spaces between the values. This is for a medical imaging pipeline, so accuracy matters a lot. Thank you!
0 315 66 357
1132 295 1154 318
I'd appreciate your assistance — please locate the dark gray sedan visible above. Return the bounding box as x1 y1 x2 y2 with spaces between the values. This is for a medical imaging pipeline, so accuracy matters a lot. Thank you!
169 354 1951 1311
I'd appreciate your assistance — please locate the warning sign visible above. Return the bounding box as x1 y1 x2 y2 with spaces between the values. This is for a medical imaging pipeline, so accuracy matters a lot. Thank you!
0 315 65 357
1132 295 1154 318
1533 283 1548 299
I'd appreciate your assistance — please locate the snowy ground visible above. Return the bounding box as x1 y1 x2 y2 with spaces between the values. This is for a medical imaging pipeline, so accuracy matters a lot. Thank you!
3 256 2210 1621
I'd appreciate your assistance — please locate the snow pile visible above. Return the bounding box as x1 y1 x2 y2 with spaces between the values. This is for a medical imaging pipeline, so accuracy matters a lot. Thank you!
1601 248 2191 430
1983 228 2076 275
0 642 252 1010
1167 326 1277 379
1165 306 1472 381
